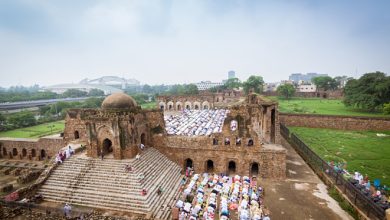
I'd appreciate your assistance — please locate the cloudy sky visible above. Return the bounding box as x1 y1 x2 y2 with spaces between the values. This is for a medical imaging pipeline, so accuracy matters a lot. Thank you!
0 0 389 87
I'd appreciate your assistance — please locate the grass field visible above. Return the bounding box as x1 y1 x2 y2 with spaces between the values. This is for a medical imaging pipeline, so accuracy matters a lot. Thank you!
0 121 65 139
269 96 387 117
289 127 390 186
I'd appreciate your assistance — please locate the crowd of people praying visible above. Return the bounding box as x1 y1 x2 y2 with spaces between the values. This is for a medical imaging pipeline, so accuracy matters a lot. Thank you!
165 109 228 136
175 172 270 220
327 161 389 211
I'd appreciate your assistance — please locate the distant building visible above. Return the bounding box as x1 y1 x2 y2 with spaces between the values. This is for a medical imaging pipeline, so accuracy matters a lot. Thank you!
297 84 317 92
195 81 224 91
289 73 328 84
44 84 122 95
263 83 279 92
228 71 236 79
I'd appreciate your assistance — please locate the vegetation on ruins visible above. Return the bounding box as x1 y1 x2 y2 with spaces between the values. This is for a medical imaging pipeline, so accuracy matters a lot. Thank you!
276 84 295 99
289 126 390 186
164 84 199 95
243 75 264 94
343 72 390 112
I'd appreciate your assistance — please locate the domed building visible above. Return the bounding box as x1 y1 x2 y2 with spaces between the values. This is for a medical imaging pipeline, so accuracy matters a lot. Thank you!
63 92 165 159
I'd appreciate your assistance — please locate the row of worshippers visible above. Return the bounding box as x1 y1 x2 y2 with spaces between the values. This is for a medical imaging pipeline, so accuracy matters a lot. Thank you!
327 161 389 211
55 146 75 164
165 109 228 136
175 172 270 220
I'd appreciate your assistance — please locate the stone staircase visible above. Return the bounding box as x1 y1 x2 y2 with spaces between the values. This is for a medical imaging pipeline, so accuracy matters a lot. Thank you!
37 147 183 219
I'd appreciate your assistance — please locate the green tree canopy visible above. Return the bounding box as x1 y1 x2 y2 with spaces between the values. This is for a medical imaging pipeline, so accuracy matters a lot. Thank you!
243 75 264 94
343 71 390 112
224 78 241 89
312 76 338 91
7 111 36 128
62 89 88 98
277 84 295 99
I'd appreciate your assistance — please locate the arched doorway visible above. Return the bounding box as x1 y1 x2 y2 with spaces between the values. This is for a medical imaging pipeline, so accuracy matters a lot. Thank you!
177 105 181 111
102 138 113 155
194 105 199 110
22 148 27 157
251 163 259 176
228 161 236 174
206 160 214 173
74 131 80 139
140 133 146 145
40 149 46 158
12 148 18 156
186 105 190 110
31 149 36 157
169 105 173 110
2 147 6 156
184 158 193 169
203 105 208 110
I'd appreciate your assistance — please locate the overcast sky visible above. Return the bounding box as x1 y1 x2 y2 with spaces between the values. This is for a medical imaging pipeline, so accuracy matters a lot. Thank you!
0 0 389 87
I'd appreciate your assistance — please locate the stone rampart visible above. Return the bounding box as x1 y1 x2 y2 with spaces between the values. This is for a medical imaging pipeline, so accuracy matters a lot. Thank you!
279 113 390 131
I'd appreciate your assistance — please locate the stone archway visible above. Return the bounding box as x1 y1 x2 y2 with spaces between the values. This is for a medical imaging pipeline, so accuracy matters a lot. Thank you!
184 158 193 169
12 148 18 156
176 102 183 111
202 101 210 110
40 149 46 158
159 102 166 110
102 138 113 155
2 147 7 156
167 101 174 111
193 101 201 110
31 149 36 157
96 126 115 158
140 133 146 145
206 160 214 173
250 162 259 176
74 130 80 139
22 148 27 157
228 160 236 174
184 101 191 110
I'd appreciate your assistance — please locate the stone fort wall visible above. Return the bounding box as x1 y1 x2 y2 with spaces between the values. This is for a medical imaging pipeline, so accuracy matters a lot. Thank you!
279 113 390 131
152 135 286 179
0 136 64 160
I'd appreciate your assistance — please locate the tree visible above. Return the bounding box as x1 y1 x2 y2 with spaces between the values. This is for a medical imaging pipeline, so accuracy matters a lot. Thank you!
314 76 337 90
88 89 104 97
0 112 5 130
184 84 199 95
62 89 88 98
383 103 390 115
7 111 36 128
344 72 390 112
142 84 153 94
277 84 295 99
312 76 338 91
224 78 241 89
243 75 264 94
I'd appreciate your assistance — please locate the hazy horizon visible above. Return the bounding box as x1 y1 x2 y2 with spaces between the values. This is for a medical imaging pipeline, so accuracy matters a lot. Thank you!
0 0 389 87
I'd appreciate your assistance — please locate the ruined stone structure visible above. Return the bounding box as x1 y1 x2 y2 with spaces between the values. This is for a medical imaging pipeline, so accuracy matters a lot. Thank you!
63 93 165 159
157 89 242 111
0 136 64 161
63 92 285 179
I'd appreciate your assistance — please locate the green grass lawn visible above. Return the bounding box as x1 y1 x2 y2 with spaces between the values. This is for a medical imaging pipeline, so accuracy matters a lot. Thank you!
289 127 390 186
141 102 157 110
0 121 65 139
269 96 387 117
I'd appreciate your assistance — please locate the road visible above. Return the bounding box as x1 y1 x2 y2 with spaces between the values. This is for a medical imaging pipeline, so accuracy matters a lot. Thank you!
0 97 93 110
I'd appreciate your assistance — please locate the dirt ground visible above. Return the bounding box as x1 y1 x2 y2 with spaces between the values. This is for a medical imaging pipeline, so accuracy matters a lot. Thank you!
261 138 353 220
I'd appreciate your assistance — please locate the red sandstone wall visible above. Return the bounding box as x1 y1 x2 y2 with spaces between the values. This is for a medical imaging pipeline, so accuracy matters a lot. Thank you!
279 113 390 131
